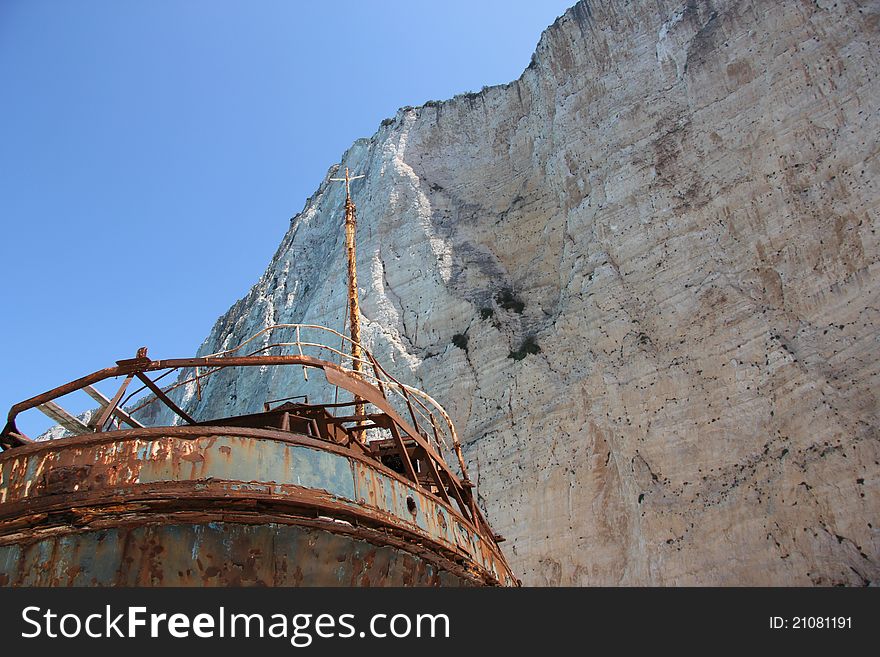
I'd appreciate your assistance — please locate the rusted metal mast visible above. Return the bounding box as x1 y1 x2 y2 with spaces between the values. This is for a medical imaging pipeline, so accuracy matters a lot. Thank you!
0 161 518 586
330 167 366 439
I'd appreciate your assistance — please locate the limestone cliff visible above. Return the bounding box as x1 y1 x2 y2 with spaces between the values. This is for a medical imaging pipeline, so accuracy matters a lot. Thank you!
141 0 880 585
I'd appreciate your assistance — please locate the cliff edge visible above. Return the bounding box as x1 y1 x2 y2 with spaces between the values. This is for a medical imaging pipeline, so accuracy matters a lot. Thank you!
145 0 879 585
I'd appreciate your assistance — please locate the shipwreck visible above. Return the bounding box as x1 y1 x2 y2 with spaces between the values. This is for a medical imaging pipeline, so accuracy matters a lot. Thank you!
0 169 516 587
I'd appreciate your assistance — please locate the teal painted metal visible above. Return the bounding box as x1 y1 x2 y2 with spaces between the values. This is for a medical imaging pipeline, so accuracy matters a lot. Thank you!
133 437 358 501
0 427 516 586
0 523 471 586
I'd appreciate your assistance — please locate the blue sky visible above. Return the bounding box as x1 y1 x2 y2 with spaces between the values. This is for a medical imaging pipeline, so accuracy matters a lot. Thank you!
0 0 573 435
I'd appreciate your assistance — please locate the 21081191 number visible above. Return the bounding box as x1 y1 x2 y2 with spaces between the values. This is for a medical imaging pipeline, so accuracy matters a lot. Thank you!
770 617 852 629
793 617 851 629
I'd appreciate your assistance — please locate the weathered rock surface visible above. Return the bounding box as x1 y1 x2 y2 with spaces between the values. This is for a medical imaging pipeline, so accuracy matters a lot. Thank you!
140 0 880 585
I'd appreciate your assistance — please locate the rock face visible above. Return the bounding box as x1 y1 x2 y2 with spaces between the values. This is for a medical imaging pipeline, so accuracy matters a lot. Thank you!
141 0 879 585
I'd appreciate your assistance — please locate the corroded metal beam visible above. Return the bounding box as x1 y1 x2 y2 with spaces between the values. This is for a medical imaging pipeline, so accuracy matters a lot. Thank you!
134 372 196 425
83 383 143 429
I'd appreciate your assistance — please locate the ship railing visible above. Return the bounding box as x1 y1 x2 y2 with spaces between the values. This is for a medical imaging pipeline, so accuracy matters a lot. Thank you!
133 324 464 468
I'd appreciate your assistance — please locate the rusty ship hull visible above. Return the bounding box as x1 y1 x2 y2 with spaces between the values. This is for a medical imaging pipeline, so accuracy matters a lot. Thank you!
0 341 516 587
0 427 510 586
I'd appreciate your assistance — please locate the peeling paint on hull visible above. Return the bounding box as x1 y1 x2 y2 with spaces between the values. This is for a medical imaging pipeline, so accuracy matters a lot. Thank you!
0 522 471 587
0 426 515 586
